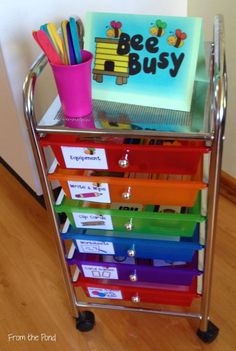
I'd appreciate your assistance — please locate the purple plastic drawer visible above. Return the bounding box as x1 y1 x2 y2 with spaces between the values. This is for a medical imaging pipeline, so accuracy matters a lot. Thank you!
68 252 200 286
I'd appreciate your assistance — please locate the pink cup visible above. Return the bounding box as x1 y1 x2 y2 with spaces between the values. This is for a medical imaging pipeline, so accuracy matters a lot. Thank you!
64 112 96 129
50 50 93 118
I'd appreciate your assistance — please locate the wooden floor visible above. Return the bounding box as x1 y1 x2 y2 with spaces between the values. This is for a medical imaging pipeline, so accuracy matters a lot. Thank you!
0 163 236 351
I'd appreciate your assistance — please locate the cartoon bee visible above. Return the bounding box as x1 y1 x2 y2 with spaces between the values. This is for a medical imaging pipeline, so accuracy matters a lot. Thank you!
106 20 122 38
84 148 96 155
150 19 167 37
167 29 187 48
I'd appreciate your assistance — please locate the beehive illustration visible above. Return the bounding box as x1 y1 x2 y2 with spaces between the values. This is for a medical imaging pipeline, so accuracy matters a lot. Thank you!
93 38 129 85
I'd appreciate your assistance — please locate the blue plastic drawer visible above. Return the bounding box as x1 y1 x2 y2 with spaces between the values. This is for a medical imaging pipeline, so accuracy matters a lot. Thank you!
61 224 203 262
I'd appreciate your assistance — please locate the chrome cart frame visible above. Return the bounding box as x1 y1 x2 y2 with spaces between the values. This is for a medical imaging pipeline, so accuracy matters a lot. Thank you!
23 15 227 341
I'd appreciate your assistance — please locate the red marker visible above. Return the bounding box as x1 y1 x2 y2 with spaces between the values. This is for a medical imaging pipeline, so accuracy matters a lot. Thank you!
32 30 63 65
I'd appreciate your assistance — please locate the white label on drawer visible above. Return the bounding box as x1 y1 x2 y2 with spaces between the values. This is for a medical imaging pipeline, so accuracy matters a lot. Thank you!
68 181 111 203
82 265 118 279
76 240 115 254
87 287 122 299
61 146 108 169
73 212 113 230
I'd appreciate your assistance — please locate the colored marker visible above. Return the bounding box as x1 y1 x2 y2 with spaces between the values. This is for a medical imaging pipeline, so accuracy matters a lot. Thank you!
61 19 70 64
40 24 51 41
66 22 76 64
69 17 82 64
47 23 66 63
75 192 102 198
32 30 63 65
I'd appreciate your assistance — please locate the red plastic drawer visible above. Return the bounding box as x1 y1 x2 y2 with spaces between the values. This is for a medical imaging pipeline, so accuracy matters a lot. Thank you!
75 276 199 306
41 134 208 175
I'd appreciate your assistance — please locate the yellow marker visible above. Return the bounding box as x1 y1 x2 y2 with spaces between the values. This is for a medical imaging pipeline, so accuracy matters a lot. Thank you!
47 23 66 64
61 20 70 64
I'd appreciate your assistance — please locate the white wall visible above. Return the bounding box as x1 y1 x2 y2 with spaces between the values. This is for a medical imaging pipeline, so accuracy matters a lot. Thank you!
0 46 41 191
188 0 236 177
0 0 187 194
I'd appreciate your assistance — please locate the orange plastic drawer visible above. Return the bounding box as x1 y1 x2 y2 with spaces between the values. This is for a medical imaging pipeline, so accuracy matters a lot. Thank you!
75 275 199 306
49 167 207 207
41 134 208 175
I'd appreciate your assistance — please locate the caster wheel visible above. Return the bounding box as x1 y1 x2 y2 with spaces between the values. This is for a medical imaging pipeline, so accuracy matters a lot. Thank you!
197 321 219 343
76 311 95 332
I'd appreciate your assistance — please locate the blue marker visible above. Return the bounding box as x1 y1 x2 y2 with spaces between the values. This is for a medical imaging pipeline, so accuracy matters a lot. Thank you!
69 17 82 64
66 22 76 65
40 24 51 41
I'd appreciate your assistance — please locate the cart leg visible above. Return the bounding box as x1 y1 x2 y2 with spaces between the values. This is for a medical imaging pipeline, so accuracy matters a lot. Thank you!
75 311 95 332
196 36 226 340
197 320 219 343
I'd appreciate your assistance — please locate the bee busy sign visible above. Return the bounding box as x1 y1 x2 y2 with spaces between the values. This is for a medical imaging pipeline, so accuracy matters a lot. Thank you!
85 12 206 112
116 30 186 78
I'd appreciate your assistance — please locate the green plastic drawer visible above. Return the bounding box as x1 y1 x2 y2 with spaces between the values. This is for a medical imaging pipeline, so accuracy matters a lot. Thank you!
55 194 204 237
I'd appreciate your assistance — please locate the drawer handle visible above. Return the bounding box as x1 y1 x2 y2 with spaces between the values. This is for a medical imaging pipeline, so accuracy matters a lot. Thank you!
129 271 138 282
122 186 131 200
118 156 129 168
124 218 133 231
131 295 140 303
127 245 136 257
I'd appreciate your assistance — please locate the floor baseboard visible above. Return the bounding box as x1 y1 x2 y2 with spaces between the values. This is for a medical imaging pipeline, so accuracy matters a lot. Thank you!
220 171 236 205
0 157 45 208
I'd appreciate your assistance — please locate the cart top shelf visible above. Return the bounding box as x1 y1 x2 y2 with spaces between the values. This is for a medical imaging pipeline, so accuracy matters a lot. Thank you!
25 16 226 142
37 75 210 140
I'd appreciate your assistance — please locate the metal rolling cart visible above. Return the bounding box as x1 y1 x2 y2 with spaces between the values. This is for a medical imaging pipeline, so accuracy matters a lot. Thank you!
23 15 227 342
